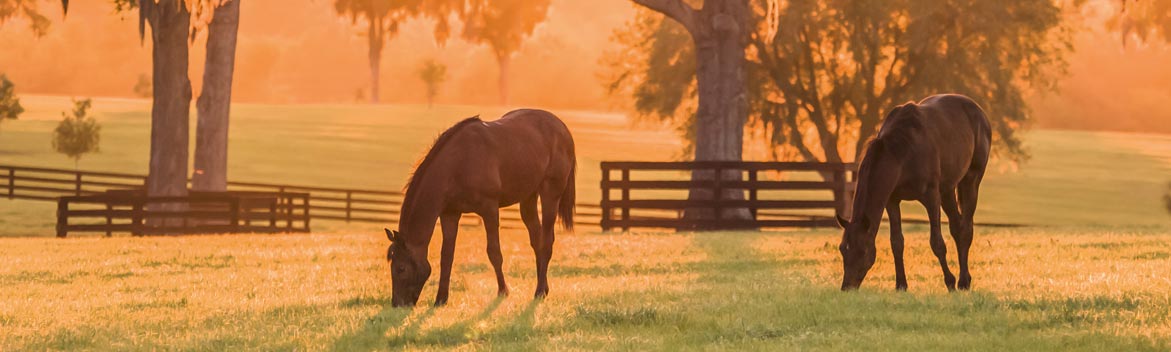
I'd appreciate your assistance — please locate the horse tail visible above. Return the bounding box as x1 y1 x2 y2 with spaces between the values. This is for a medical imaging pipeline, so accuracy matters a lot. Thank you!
559 159 576 231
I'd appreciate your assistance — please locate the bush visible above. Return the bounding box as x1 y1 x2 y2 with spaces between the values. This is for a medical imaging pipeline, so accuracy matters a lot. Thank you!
52 98 101 169
0 74 23 122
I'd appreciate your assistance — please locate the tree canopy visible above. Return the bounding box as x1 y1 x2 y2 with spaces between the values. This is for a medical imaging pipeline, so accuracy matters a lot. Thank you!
1109 0 1171 45
607 0 1072 166
461 0 551 60
0 0 56 36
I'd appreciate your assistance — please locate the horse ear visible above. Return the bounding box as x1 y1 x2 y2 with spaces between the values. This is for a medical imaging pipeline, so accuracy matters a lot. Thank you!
384 228 396 242
836 215 850 228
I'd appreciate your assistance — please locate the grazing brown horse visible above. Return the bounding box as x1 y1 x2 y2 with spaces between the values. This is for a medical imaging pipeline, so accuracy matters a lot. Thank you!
836 94 990 291
385 109 576 307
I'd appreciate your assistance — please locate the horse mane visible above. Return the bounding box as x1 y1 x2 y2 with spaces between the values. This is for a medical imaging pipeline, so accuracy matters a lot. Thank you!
871 104 924 160
851 104 924 224
402 116 482 209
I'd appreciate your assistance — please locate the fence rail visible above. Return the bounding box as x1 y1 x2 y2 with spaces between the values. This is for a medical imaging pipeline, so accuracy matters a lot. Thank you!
600 161 857 231
2 164 600 230
56 191 310 237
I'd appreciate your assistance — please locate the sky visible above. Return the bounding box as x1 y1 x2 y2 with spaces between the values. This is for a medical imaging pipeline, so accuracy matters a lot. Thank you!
1 0 1171 133
0 0 636 109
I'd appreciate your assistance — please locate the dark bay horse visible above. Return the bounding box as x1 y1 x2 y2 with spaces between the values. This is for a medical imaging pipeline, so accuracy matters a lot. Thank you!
837 94 990 291
385 109 576 307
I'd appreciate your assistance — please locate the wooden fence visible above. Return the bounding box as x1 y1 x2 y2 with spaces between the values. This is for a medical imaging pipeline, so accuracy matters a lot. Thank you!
600 161 856 231
56 191 309 237
1 164 601 229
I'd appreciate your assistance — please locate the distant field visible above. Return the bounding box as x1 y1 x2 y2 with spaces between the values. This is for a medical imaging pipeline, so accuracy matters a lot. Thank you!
2 95 1171 236
1 227 1168 350
3 97 1171 350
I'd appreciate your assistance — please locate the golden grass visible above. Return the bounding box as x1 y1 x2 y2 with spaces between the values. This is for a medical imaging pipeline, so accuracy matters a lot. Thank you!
1 226 1168 350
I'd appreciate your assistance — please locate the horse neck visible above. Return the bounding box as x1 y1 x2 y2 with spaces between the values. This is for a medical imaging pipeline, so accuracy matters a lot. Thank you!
849 161 899 224
399 178 448 255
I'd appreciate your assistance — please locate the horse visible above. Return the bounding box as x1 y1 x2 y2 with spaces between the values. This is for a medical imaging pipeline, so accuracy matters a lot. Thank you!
836 94 990 291
385 109 576 307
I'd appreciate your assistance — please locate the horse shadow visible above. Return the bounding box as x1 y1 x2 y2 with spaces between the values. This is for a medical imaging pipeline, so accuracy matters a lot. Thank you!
333 294 543 349
329 302 431 351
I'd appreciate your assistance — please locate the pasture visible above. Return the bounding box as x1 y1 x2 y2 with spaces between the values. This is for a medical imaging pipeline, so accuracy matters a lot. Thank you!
1 227 1170 350
1 96 1171 350
3 96 1171 237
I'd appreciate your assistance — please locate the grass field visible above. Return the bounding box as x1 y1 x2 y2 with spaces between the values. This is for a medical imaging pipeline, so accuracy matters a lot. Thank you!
3 96 1171 236
2 96 1171 350
1 227 1169 350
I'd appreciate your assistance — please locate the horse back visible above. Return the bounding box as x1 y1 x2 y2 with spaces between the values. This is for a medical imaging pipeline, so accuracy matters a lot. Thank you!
913 94 992 183
452 109 575 207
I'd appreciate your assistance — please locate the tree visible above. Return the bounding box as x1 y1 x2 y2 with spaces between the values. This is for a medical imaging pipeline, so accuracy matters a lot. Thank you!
0 0 54 36
624 0 754 224
461 0 552 105
609 0 1069 172
192 0 241 193
416 58 446 108
335 0 421 104
139 0 196 206
1109 0 1171 46
52 98 100 170
133 73 152 98
0 74 23 123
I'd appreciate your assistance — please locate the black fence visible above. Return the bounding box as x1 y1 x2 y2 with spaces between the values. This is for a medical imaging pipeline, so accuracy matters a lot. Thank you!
56 191 309 237
600 161 856 231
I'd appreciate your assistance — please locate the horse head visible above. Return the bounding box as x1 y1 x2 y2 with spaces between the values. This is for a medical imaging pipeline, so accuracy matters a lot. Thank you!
837 215 878 290
386 228 431 307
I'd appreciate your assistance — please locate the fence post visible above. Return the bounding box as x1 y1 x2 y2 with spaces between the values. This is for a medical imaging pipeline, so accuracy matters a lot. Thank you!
748 169 758 221
131 199 143 236
56 198 68 238
269 198 277 229
229 197 240 232
621 167 630 232
7 168 13 199
285 195 293 230
75 173 82 196
832 164 853 221
105 203 113 237
303 194 311 232
345 191 352 223
600 165 611 232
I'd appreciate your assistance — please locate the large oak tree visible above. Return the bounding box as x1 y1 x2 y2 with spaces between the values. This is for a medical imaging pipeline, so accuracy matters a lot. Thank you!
627 0 754 223
609 0 1070 171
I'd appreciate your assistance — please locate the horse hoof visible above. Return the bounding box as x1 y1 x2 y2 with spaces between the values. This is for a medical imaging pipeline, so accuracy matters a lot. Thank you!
958 277 972 290
895 285 908 291
498 288 510 297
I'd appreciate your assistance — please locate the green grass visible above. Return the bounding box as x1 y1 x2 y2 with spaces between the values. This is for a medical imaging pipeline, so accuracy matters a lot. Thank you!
3 96 1171 236
0 227 1169 350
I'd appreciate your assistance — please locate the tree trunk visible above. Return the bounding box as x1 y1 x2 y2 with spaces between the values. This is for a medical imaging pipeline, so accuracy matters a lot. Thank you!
496 51 510 106
144 0 193 227
367 19 383 104
193 0 240 193
681 2 751 226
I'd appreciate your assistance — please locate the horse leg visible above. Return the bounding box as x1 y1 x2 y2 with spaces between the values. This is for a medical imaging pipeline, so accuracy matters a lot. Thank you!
886 200 907 291
941 188 968 292
924 191 957 291
534 188 561 298
956 171 984 290
519 194 546 297
479 206 509 297
434 212 461 306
